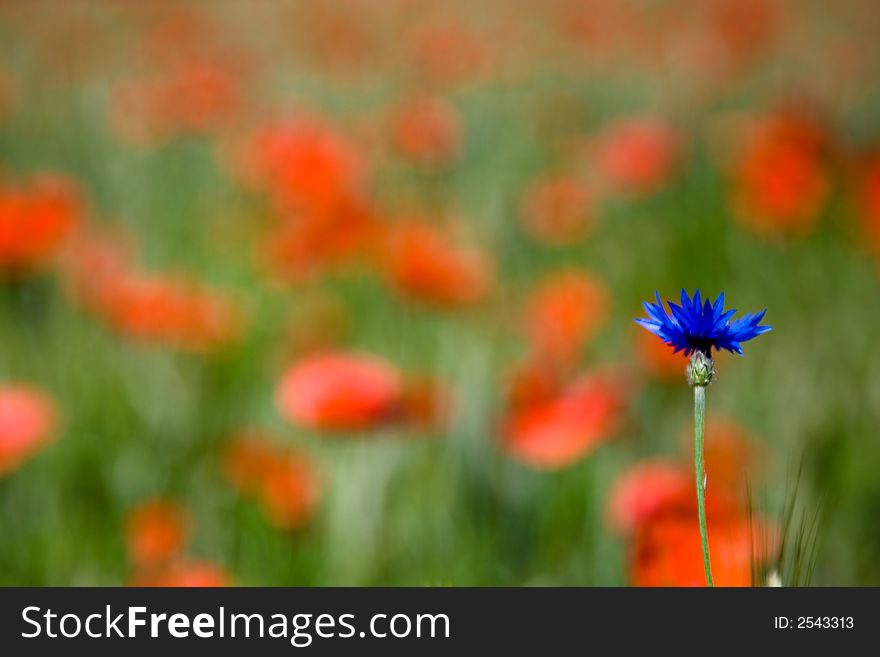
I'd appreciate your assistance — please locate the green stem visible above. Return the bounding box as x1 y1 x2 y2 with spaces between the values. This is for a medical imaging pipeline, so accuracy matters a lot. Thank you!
694 385 714 586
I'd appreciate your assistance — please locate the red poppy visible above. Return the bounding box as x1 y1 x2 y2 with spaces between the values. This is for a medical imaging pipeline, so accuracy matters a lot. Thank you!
98 273 242 353
232 116 366 219
112 59 243 144
410 21 492 87
389 96 461 168
0 385 58 477
223 430 321 530
523 270 608 365
132 561 231 587
0 175 82 273
503 369 627 470
382 221 493 307
607 459 692 534
592 118 680 196
125 499 188 569
261 196 378 283
223 430 279 496
276 351 402 431
857 154 880 256
259 451 320 531
520 174 593 246
706 0 782 70
730 111 830 238
632 515 775 587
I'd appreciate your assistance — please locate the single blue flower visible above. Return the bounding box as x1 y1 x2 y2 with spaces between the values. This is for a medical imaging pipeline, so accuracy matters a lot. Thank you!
635 289 771 357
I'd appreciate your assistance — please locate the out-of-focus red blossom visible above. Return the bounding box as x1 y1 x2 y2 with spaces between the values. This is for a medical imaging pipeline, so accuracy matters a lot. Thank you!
132 561 231 587
99 275 240 352
139 7 224 67
223 430 280 496
591 118 680 196
223 431 320 530
276 351 403 432
299 4 377 73
0 385 57 477
261 197 378 283
503 369 628 470
125 500 188 569
633 516 776 587
231 116 366 218
112 58 244 144
524 271 608 365
259 452 321 531
382 221 493 307
610 415 774 585
607 459 692 534
409 21 492 87
635 329 688 382
389 96 461 168
65 235 242 353
520 174 593 246
730 110 831 238
856 155 880 256
0 175 83 273
706 0 782 70
559 0 633 58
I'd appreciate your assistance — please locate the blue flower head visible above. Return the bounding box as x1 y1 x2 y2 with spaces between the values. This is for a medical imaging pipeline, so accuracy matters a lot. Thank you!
636 289 771 357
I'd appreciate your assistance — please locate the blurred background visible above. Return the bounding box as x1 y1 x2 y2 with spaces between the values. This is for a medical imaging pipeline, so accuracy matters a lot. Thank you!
1 0 879 586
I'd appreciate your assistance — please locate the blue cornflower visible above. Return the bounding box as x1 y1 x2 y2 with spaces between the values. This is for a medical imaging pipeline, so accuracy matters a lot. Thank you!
636 289 771 357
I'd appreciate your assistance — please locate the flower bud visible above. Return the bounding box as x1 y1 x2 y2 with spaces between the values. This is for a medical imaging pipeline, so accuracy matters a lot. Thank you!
687 350 714 387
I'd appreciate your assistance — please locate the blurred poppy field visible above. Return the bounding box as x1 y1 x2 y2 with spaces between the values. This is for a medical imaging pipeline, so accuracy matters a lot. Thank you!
2 0 880 587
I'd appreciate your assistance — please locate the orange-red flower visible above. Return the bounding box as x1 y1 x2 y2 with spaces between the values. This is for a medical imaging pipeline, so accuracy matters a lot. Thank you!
856 154 880 256
223 430 321 530
610 415 774 585
389 96 461 168
112 58 243 144
125 499 188 569
276 351 402 432
259 452 321 531
381 221 493 307
592 118 680 197
261 196 378 283
132 561 231 587
223 430 280 496
520 174 593 246
409 21 492 87
0 174 83 273
97 274 241 352
65 235 242 353
523 270 608 365
607 459 692 534
632 515 774 587
730 110 830 238
0 385 58 477
232 116 366 218
503 369 627 470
